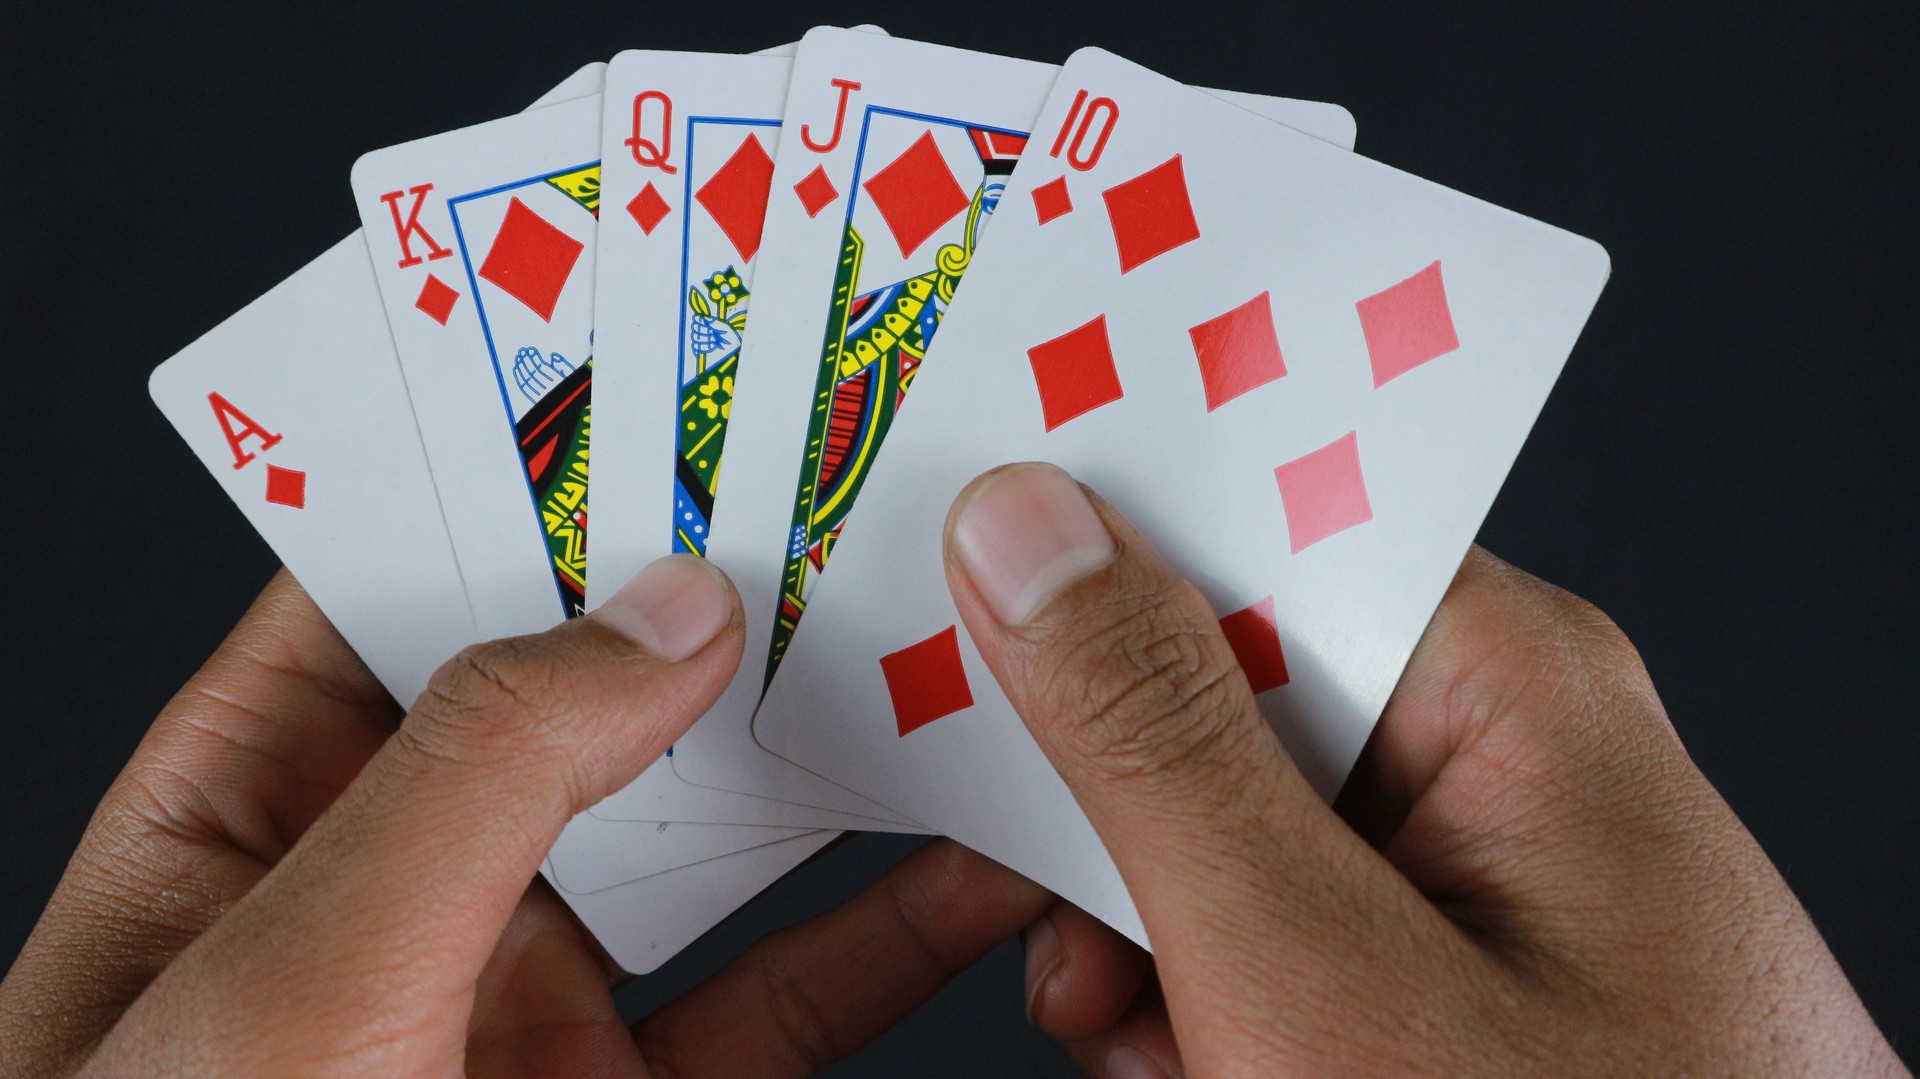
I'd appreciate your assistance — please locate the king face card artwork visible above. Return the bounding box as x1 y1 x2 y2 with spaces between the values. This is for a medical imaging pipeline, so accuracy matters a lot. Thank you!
752 48 1609 943
149 237 482 708
677 27 1359 814
353 89 843 863
155 66 831 965
354 79 895 833
353 95 607 641
150 63 607 709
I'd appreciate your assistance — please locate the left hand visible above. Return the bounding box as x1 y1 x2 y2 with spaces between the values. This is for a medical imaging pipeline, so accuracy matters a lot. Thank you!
0 565 1051 1078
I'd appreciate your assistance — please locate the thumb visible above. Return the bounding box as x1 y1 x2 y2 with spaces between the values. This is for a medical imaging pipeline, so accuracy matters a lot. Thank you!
94 554 741 1072
943 464 1464 1070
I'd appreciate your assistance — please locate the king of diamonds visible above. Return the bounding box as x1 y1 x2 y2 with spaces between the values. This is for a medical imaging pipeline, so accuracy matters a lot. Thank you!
456 166 601 616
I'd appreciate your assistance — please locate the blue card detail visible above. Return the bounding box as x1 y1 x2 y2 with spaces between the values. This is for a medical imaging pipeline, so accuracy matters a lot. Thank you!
447 161 600 619
673 116 780 556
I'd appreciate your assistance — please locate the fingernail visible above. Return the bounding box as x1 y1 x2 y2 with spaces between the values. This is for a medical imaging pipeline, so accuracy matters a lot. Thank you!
1022 912 1063 1026
953 463 1116 625
593 555 733 661
1105 1046 1173 1079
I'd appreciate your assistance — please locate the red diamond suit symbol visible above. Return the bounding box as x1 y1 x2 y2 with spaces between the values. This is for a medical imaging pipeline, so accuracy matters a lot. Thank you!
695 133 776 262
862 130 973 260
413 274 460 325
478 197 585 322
794 166 839 218
1101 155 1201 274
627 182 671 235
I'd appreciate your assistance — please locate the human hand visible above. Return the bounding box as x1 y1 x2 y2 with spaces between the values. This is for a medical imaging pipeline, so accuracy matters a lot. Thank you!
0 558 1052 1077
943 462 1904 1077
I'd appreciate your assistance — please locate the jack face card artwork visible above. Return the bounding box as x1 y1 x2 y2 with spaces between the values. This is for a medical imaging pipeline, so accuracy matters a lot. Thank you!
679 27 1358 813
589 33 890 610
353 95 605 641
752 48 1609 944
351 90 826 881
583 49 929 833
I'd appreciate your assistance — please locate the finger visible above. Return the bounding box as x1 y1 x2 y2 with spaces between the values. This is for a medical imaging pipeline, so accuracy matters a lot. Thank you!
1022 900 1148 1042
943 463 1475 1068
88 555 744 1073
0 570 394 1070
467 891 645 1079
1331 548 1740 948
633 839 1051 1078
1058 996 1184 1079
1333 546 1658 844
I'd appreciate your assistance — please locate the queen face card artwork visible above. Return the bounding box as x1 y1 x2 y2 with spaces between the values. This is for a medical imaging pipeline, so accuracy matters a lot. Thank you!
581 49 932 833
677 27 1357 814
587 50 792 609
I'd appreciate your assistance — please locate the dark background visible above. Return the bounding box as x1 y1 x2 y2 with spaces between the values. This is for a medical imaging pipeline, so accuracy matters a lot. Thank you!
3 2 1914 1072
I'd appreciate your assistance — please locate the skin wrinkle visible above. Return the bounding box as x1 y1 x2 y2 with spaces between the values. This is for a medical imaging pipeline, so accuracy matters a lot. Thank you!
981 522 1903 1074
1030 596 1273 798
210 611 395 719
744 946 850 1074
880 853 973 977
5 523 1903 1074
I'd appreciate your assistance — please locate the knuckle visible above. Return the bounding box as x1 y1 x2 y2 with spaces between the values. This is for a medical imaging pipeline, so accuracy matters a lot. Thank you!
738 945 843 1071
1032 572 1260 793
1443 573 1678 797
408 637 577 763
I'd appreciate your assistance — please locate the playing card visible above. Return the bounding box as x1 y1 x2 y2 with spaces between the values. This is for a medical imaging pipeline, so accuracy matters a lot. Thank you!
150 63 606 708
153 66 825 964
588 49 788 582
582 47 925 831
149 238 481 706
752 48 1610 944
546 815 806 894
559 829 835 974
675 27 1359 816
590 30 888 585
349 90 863 832
353 95 606 639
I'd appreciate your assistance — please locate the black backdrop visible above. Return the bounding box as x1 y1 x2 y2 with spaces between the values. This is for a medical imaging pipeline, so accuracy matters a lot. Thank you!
3 2 1914 1071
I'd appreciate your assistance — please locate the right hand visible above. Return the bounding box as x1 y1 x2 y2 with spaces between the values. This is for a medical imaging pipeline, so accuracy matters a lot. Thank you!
942 462 1904 1077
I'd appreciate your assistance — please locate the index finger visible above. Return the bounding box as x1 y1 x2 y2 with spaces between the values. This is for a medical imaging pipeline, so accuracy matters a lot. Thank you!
0 570 395 1069
634 840 1051 1077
